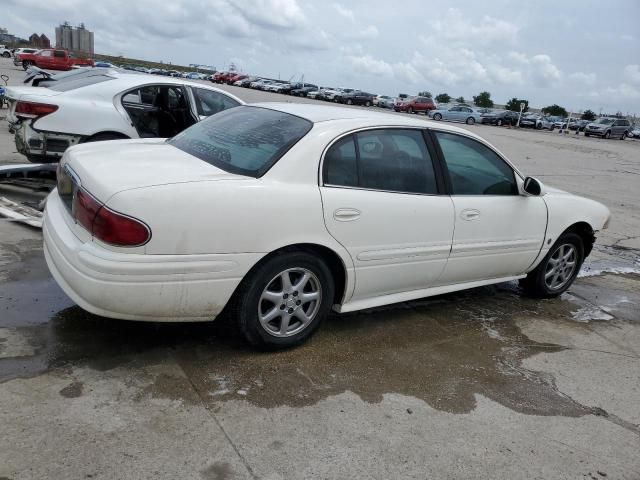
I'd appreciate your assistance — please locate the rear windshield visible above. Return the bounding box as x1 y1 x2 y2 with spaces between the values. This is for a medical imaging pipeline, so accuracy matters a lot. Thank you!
168 106 313 177
48 75 114 92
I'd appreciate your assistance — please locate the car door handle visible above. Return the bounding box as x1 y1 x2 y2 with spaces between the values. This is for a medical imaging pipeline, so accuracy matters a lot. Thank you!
460 209 480 221
334 208 361 222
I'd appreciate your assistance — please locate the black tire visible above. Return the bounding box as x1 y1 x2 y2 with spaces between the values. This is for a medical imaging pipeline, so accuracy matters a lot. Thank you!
604 130 611 139
620 131 626 140
433 113 442 121
365 101 371 107
2 52 10 58
536 123 542 130
82 132 129 143
22 60 33 70
584 133 589 137
346 99 353 105
497 119 503 126
466 117 475 125
232 251 335 349
407 107 414 114
520 232 584 298
26 154 58 164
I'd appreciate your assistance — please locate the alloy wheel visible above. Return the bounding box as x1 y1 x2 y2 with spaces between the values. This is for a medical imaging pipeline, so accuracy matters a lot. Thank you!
258 268 322 337
544 244 578 291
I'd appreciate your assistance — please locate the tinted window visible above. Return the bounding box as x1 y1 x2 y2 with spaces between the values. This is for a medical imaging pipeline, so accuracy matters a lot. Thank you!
169 106 312 177
48 75 114 92
192 88 240 116
323 129 438 195
54 50 65 58
434 132 517 195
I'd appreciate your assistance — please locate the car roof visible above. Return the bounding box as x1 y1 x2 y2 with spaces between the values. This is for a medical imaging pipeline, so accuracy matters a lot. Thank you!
249 102 487 135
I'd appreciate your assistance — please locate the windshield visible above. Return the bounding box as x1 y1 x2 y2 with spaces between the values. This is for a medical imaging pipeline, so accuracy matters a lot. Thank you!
168 106 313 178
595 118 614 125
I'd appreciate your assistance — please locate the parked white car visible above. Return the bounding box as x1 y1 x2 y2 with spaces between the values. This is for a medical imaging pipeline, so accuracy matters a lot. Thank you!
44 103 610 348
428 105 483 125
7 73 243 162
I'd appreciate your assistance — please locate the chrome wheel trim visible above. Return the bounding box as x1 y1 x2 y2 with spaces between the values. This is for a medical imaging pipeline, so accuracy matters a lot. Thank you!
544 243 578 290
258 268 322 338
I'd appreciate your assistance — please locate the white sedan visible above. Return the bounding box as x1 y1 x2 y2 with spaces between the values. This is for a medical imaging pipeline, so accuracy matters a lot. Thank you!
43 104 610 348
6 73 243 162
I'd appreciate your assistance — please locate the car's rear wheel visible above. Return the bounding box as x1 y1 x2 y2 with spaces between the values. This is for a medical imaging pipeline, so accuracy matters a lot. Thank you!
233 252 334 349
520 232 584 298
433 113 442 120
2 52 10 58
584 133 590 137
536 123 542 130
604 130 611 139
365 100 371 107
346 99 353 105
620 131 626 140
22 60 33 70
407 107 414 114
497 119 503 126
466 117 475 125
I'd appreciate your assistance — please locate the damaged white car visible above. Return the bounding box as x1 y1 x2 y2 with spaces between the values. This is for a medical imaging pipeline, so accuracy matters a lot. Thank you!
43 104 610 348
7 74 243 162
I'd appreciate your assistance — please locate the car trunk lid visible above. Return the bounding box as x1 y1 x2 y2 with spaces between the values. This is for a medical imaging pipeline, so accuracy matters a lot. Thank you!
61 138 247 204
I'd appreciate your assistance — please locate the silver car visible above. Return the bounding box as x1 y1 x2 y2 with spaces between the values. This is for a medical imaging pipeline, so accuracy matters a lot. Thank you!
428 105 482 125
584 117 631 139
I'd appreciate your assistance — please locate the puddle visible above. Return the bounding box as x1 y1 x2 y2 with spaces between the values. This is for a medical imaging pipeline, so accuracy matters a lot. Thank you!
1 243 638 418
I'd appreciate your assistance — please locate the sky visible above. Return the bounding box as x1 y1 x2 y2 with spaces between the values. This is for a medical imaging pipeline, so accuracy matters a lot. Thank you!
4 0 640 114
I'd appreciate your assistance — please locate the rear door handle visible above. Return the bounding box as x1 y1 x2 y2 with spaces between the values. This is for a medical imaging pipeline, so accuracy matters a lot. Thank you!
334 208 361 222
460 209 480 221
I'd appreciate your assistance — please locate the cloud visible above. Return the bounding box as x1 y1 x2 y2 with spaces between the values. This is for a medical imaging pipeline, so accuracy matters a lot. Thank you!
624 64 640 84
428 7 519 47
346 25 379 40
569 72 597 86
529 54 562 85
332 3 354 21
347 54 394 77
230 0 306 31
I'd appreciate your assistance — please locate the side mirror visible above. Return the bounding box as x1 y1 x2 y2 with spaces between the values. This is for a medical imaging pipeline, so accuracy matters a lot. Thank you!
523 176 545 196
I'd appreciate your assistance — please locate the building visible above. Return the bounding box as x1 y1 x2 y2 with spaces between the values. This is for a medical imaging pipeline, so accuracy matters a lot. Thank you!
55 23 94 56
28 33 51 49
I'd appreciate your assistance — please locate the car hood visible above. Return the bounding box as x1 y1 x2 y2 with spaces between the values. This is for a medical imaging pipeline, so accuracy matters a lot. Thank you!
63 138 247 202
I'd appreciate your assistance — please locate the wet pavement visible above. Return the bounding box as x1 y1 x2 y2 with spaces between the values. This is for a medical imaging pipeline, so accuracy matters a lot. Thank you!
1 220 639 479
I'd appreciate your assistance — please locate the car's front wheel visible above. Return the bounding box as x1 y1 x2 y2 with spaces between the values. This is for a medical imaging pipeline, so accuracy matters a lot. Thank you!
2 52 10 58
520 232 584 298
466 117 475 125
407 107 414 114
604 130 611 139
22 60 33 70
234 252 334 349
433 113 442 120
497 119 503 126
620 131 627 140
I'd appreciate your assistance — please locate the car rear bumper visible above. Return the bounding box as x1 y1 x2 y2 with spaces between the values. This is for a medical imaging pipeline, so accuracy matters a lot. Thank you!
15 121 81 160
43 190 261 322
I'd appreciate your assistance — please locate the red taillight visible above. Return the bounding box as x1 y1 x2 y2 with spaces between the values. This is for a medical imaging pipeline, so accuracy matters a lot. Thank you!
92 208 150 247
72 188 150 247
73 189 101 233
15 101 58 119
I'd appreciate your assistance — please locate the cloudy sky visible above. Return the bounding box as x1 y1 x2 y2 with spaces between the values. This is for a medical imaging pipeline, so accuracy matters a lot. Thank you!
5 0 640 113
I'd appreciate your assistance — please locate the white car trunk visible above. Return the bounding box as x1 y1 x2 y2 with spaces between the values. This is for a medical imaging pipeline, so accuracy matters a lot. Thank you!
63 138 246 202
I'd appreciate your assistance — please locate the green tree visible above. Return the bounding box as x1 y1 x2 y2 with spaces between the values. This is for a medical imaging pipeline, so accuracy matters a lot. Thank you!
542 104 568 117
455 96 465 103
473 91 494 108
418 91 432 98
505 98 529 113
581 109 596 121
435 93 451 104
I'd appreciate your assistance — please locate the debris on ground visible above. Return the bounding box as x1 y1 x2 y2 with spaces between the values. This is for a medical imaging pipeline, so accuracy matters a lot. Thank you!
0 196 43 228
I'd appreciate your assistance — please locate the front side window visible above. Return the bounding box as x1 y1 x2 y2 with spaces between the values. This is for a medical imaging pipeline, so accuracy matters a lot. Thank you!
434 132 517 195
169 106 312 177
192 88 240 117
323 129 438 195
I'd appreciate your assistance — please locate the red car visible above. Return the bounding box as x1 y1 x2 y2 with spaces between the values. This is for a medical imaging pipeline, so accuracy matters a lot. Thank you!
227 73 248 84
17 49 93 71
394 96 436 114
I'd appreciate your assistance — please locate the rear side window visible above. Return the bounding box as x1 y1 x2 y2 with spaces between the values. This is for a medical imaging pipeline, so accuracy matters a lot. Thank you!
54 50 66 58
48 75 114 92
434 132 517 195
323 129 438 195
168 106 312 177
192 88 240 116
